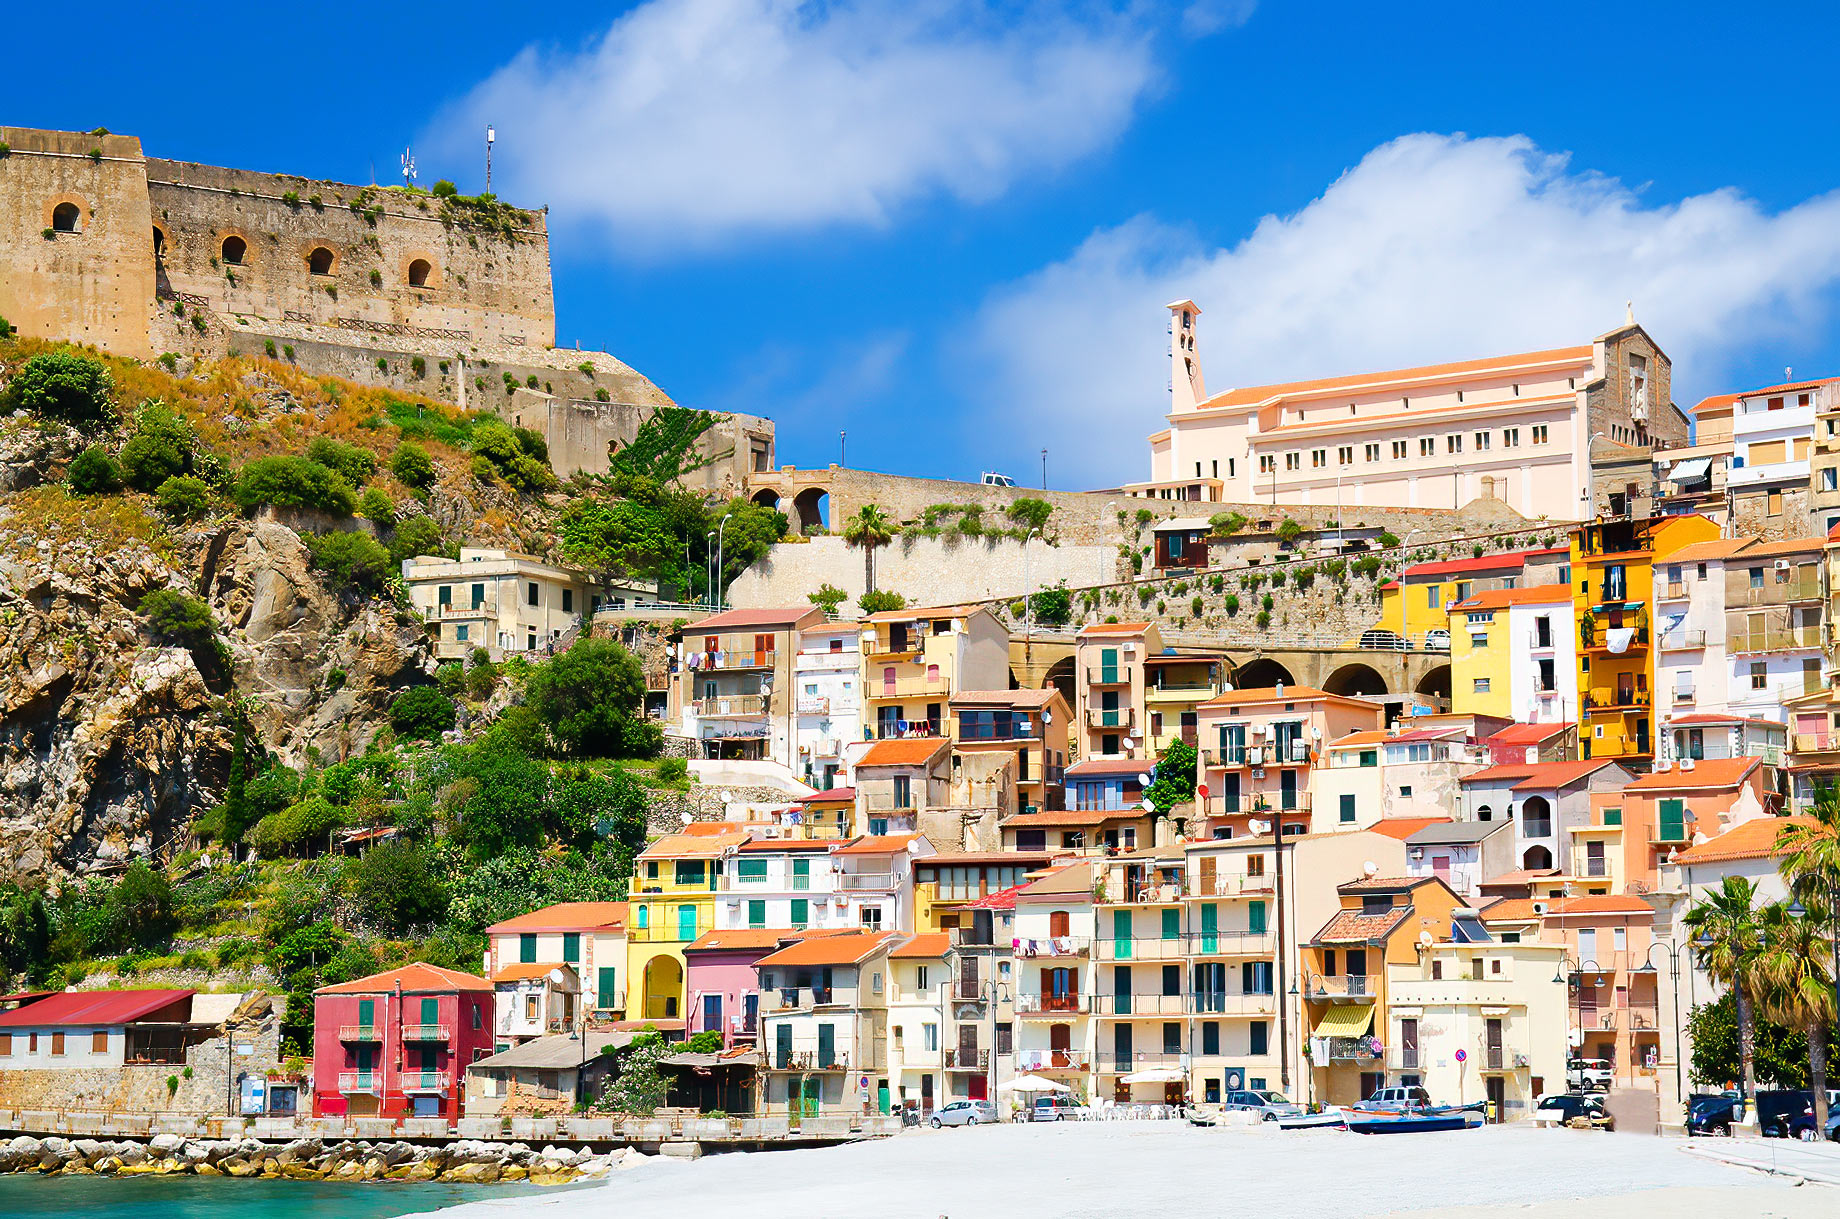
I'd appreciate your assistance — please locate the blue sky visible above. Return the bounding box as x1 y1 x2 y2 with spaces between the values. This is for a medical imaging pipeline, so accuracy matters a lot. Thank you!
7 2 1840 488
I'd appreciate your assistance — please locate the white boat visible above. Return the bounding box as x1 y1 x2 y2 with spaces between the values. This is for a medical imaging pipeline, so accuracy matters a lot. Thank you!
1276 1106 1348 1130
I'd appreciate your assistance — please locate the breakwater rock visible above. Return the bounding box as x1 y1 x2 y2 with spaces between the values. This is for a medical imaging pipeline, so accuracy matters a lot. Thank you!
0 1132 651 1183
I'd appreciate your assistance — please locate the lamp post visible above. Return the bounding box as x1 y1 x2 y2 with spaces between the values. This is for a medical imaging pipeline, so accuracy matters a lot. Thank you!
1288 970 1314 1106
705 531 716 607
980 978 1012 1119
1552 955 1605 1094
1637 939 1686 1110
715 513 734 610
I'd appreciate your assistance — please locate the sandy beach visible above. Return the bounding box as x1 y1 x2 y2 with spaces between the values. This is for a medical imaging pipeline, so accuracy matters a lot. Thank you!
424 1122 1839 1219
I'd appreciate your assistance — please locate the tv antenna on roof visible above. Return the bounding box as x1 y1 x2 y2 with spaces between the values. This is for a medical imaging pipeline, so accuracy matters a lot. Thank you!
401 146 416 187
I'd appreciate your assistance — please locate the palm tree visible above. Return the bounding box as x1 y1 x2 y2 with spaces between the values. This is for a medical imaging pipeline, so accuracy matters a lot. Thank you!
842 504 895 597
1755 901 1836 1134
1684 875 1766 1109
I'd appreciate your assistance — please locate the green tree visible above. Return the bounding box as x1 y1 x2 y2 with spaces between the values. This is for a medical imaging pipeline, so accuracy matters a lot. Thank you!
305 530 395 592
1006 498 1053 533
119 402 194 491
1686 989 1838 1091
233 456 357 515
857 589 906 614
807 583 848 616
1027 582 1072 626
3 349 116 431
358 486 396 528
557 498 675 581
388 514 448 563
390 441 435 492
66 445 122 494
306 436 377 486
843 503 896 595
1209 511 1248 536
607 405 717 483
453 741 553 857
1685 876 1768 1106
1756 902 1836 1132
1143 737 1199 813
390 686 457 739
597 1031 672 1114
344 842 449 935
249 796 344 857
470 421 555 492
140 589 217 651
155 475 213 522
1275 518 1303 544
550 765 649 866
525 639 650 757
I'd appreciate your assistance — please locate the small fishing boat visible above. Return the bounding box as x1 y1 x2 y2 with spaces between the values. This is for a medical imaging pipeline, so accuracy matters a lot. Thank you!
1276 1106 1347 1130
1345 1109 1482 1135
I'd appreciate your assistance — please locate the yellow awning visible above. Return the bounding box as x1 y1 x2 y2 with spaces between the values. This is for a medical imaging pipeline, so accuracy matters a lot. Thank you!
1311 1004 1375 1038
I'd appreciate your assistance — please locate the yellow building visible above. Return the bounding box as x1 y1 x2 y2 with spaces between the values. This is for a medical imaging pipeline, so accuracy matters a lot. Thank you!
1448 585 1576 722
1570 514 1718 764
1374 546 1570 647
627 829 750 1021
860 605 1012 739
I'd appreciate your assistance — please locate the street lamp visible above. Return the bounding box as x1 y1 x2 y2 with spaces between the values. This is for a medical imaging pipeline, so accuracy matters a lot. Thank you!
1636 940 1686 1108
979 979 1013 1118
1553 955 1605 1093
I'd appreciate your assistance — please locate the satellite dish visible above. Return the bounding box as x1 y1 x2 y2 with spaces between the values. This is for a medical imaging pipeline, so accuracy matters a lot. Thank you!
1418 931 1434 947
1362 860 1379 876
1138 773 1152 787
1042 709 1053 724
1140 800 1155 812
1249 819 1269 835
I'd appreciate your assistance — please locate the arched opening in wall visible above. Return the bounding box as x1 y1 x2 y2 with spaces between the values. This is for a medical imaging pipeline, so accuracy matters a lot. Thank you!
1520 795 1553 840
1041 655 1076 710
308 246 334 275
750 488 781 511
1323 662 1388 699
1414 663 1451 703
408 258 433 287
51 202 80 233
1522 844 1553 871
793 487 829 534
151 226 165 257
221 235 247 265
1232 657 1294 691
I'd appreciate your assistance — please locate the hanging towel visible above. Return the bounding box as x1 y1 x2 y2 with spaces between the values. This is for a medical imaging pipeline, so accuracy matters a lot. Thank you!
1605 628 1635 654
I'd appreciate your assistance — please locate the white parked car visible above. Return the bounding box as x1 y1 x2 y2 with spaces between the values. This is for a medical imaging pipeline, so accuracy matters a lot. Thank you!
931 1099 998 1128
980 471 1016 487
1567 1058 1614 1091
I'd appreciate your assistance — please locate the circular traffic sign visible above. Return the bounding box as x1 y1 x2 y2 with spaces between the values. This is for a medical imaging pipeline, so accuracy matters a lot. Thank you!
1454 1048 1467 1063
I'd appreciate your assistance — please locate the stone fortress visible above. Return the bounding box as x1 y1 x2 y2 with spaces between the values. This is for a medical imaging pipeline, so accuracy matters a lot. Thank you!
0 125 773 495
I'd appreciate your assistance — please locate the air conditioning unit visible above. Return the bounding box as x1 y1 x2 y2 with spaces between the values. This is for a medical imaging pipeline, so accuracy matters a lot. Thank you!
1776 559 1791 571
1123 643 1137 657
1532 901 1548 915
1680 757 1696 771
1655 759 1672 772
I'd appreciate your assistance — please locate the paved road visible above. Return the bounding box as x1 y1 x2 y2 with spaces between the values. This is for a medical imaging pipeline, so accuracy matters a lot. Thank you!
1684 1137 1840 1186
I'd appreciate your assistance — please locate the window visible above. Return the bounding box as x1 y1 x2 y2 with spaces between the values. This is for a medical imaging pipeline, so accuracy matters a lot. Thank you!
455 624 468 643
737 858 768 882
1286 452 1301 471
51 202 81 233
1768 490 1783 516
790 898 809 928
1532 425 1549 444
923 1023 939 1052
563 932 580 963
1475 431 1490 450
222 235 247 265
1339 793 1356 824
561 589 573 613
519 933 537 963
91 1031 107 1053
1364 443 1381 462
408 258 433 287
1473 678 1490 694
1420 438 1436 457
1447 435 1462 454
1312 449 1326 468
1613 927 1627 952
309 246 335 275
1249 1021 1269 1056
1392 440 1408 459
1750 662 1767 690
1338 446 1354 465
1502 428 1520 447
51 1032 65 1056
1259 454 1275 474
527 581 540 606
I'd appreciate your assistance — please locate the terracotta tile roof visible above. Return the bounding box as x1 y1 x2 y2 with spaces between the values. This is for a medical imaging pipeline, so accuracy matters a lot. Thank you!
889 932 953 960
1367 817 1452 841
1480 867 1561 886
1004 808 1136 828
486 902 628 935
1015 863 1095 898
682 820 770 835
316 963 492 995
966 882 1027 910
492 962 575 984
1663 713 1784 730
951 688 1060 707
1463 760 1620 790
1623 757 1760 790
1674 816 1813 865
1066 757 1152 778
755 931 896 969
1194 345 1593 411
1480 895 1654 921
1487 723 1572 746
1688 392 1740 416
1198 685 1336 708
1338 875 1435 892
686 606 823 632
865 604 985 622
1312 907 1412 945
833 833 923 856
685 929 803 953
735 837 846 853
857 737 949 767
1664 538 1761 565
1452 586 1575 610
800 787 857 803
1328 729 1392 748
1740 536 1826 559
1734 376 1840 399
0 989 193 1029
917 852 1054 868
639 830 751 859
1077 621 1153 637
1401 547 1568 580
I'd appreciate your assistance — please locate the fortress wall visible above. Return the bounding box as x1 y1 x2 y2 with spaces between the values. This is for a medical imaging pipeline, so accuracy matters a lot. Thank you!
0 128 156 357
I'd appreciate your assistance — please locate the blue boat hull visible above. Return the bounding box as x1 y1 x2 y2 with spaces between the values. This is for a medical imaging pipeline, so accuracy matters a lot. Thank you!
1345 1113 1479 1134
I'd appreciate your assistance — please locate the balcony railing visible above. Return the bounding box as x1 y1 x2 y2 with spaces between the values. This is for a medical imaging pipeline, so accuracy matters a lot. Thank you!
1086 708 1136 730
1094 935 1186 961
1322 1036 1383 1062
1203 743 1312 768
1659 629 1707 649
1306 975 1373 999
1581 622 1649 651
697 650 777 670
868 635 927 656
1584 687 1650 713
337 1025 381 1042
401 1071 450 1095
1096 993 1186 1016
1395 1048 1420 1071
1482 1047 1506 1071
1016 993 1090 1015
1187 992 1278 1016
1093 1052 1187 1073
401 1024 450 1042
761 987 837 1012
695 694 769 717
1794 733 1840 755
1016 935 1090 958
1017 1049 1088 1071
336 1071 383 1095
1728 626 1822 653
874 675 950 698
1734 578 1822 605
769 1049 855 1071
1186 931 1277 957
1086 667 1132 685
945 1047 989 1071
838 872 897 891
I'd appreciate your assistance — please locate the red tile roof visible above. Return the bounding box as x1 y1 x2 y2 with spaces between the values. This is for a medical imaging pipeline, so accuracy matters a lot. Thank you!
1077 621 1153 637
1005 808 1138 828
685 929 804 953
639 830 752 858
951 688 1061 707
800 787 857 803
755 931 896 969
1479 867 1561 887
1673 816 1813 865
686 606 823 632
492 963 575 984
735 837 846 852
1664 713 1784 729
856 737 949 767
1367 817 1451 841
889 932 953 960
1452 586 1574 610
1487 723 1573 746
1623 757 1760 791
0 988 193 1029
833 833 922 856
316 963 492 995
1401 547 1568 581
1198 685 1341 708
1312 907 1412 945
966 882 1028 910
1066 757 1153 778
1464 760 1621 790
1196 346 1594 411
486 902 628 935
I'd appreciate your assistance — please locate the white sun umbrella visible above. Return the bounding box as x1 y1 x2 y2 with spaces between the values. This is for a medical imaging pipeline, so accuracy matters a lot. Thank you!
998 1073 1071 1093
1119 1067 1186 1084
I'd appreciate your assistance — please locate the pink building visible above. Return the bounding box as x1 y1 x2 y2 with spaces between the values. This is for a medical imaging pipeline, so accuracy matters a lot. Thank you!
312 963 495 1120
684 929 795 1049
1195 685 1385 838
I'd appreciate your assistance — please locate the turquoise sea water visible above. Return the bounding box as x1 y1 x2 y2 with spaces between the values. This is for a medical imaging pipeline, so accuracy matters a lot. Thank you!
0 1174 563 1218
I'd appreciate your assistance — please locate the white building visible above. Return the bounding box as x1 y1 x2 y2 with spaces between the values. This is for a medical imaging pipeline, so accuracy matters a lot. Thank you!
490 964 578 1049
482 902 628 1018
793 620 864 790
756 930 897 1115
1314 724 1492 831
1503 589 1578 724
1726 378 1832 523
1402 821 1516 898
1011 864 1098 1094
717 836 931 935
883 932 951 1116
403 547 649 661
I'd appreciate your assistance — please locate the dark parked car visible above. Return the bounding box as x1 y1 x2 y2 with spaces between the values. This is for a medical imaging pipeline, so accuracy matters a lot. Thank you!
1535 1093 1612 1129
1758 1089 1840 1140
1686 1094 1741 1136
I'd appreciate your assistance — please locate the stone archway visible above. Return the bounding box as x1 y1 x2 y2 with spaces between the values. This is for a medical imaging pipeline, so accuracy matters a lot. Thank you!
1415 663 1451 703
1041 655 1075 710
751 488 782 511
1323 661 1388 698
1232 657 1295 691
793 486 829 534
640 954 683 1021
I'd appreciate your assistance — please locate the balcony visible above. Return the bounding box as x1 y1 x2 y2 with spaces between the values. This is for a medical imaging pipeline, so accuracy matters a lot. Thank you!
1017 1049 1089 1071
1732 578 1822 606
1728 626 1821 654
1186 931 1277 957
873 674 950 699
1016 935 1090 958
1086 708 1137 730
1581 621 1649 652
760 987 838 1012
867 634 928 657
1187 992 1278 1016
770 1050 854 1072
1016 993 1091 1016
695 694 769 717
336 1071 384 1096
1094 935 1186 961
1186 875 1276 899
698 650 777 670
1306 975 1373 1000
401 1024 450 1042
1094 1052 1187 1073
1659 628 1707 650
838 872 897 891
337 1025 381 1043
945 1047 989 1072
1321 1036 1383 1062
401 1070 450 1095
1394 1049 1420 1071
1203 743 1311 768
1086 667 1132 685
1584 687 1650 714
1096 993 1186 1016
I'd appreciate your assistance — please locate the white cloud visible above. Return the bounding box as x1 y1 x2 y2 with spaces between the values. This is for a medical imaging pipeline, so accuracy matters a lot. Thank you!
966 132 1840 486
433 0 1159 251
1180 0 1257 36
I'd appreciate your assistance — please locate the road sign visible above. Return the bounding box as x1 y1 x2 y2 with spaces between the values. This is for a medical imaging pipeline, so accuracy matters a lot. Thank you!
1454 1048 1467 1063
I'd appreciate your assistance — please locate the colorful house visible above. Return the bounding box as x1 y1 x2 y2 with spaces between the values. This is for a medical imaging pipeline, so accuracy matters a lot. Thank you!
1012 865 1097 1089
1195 685 1385 838
1376 546 1571 647
859 604 1011 741
483 901 627 1018
1459 759 1633 874
949 687 1073 817
1449 585 1577 724
852 737 951 836
676 606 827 765
684 928 797 1049
1073 621 1161 759
311 963 495 1119
884 930 954 1115
1144 651 1228 753
756 930 899 1115
627 829 751 1022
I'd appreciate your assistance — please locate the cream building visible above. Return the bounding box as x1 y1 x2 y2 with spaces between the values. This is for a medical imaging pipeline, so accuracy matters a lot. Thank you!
404 547 648 660
1134 301 1685 517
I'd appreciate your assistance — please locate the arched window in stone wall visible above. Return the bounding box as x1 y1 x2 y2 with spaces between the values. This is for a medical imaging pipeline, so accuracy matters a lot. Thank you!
222 235 247 266
152 227 165 257
308 246 334 275
51 202 81 233
407 258 433 288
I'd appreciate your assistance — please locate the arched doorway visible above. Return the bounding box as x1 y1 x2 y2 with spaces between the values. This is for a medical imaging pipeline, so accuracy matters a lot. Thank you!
1415 664 1452 704
221 235 247 265
407 258 433 287
1522 844 1553 870
1233 657 1294 690
751 488 781 511
793 487 829 534
1520 795 1553 839
641 954 683 1021
309 246 335 275
1041 655 1075 710
1323 662 1388 698
151 226 165 257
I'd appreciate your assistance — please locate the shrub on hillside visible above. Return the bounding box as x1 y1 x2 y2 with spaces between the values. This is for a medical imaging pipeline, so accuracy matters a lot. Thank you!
140 589 217 650
388 514 448 563
389 686 457 739
470 421 556 493
306 437 377 486
304 530 394 592
525 639 650 757
858 589 906 613
389 441 435 491
358 486 396 528
3 349 116 431
66 445 122 494
344 842 449 935
119 402 195 492
232 456 357 515
248 795 344 857
155 475 214 522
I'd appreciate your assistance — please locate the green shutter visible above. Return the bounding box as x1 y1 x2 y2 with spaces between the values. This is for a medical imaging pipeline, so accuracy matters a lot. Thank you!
1339 793 1356 824
748 900 766 929
1248 900 1268 936
1101 647 1119 682
792 859 811 891
357 998 374 1028
421 997 438 1025
596 967 618 1008
1603 809 1622 826
738 859 767 881
1161 908 1180 940
1200 904 1218 954
677 904 698 940
1359 750 1377 768
519 933 536 964
1113 909 1133 959
563 932 580 963
791 898 809 928
1658 799 1685 841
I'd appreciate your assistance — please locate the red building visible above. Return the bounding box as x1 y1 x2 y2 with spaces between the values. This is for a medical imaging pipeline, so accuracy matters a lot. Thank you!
312 963 494 1120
